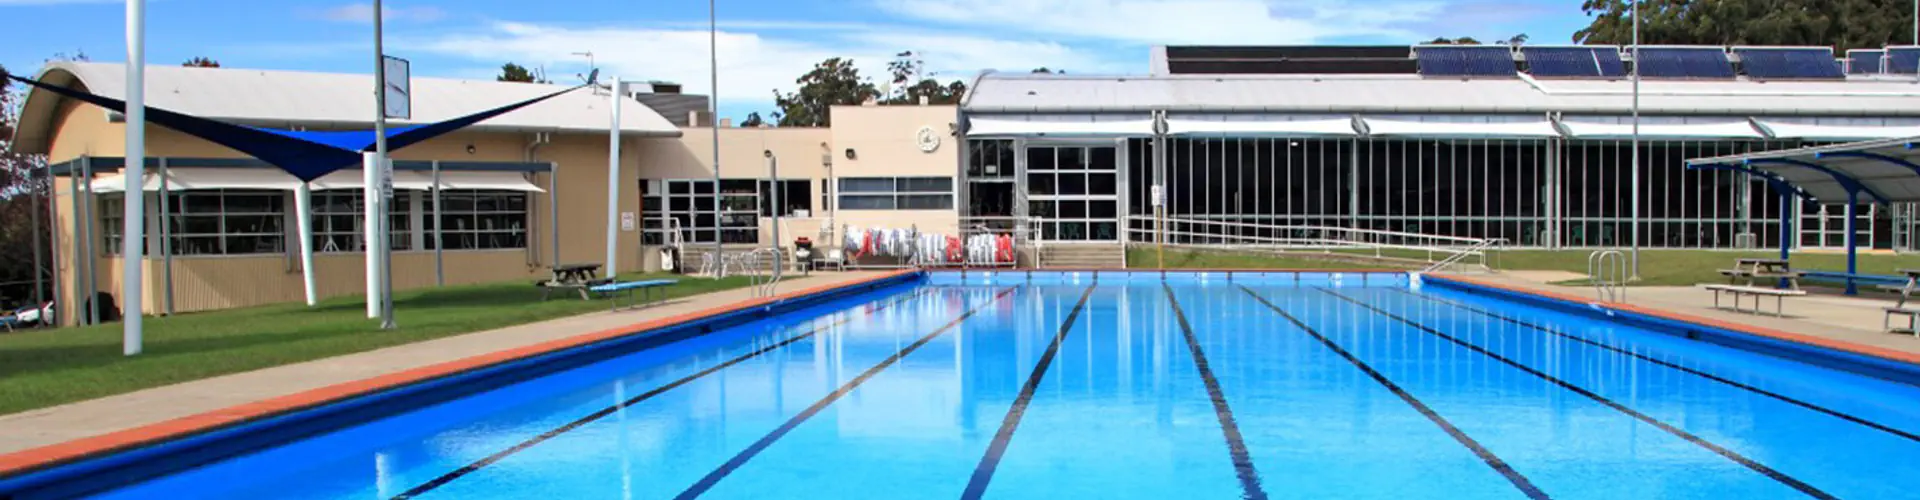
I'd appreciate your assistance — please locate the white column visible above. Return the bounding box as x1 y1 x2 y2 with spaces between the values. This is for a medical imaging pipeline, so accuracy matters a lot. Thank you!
296 182 317 306
122 0 147 356
364 154 381 317
606 79 623 278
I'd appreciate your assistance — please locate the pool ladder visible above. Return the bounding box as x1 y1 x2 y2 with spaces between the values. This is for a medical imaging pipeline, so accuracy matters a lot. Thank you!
1588 250 1627 303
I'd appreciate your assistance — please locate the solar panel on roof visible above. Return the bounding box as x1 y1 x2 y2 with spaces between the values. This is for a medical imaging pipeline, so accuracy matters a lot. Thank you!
1848 50 1885 74
1635 47 1735 79
1734 48 1843 79
1414 46 1516 77
1521 47 1625 78
1890 47 1920 74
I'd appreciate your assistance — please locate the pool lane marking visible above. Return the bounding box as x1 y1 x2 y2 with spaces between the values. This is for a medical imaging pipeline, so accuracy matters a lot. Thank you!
389 286 939 500
1389 287 1920 444
960 284 1098 500
673 286 1021 500
1236 286 1550 500
1163 284 1269 500
1319 288 1837 500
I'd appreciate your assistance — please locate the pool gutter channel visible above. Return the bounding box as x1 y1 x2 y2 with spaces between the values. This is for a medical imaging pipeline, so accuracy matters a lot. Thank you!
0 271 923 499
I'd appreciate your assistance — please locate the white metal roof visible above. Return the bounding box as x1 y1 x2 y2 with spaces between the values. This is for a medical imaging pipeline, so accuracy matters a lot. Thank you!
14 61 680 154
965 118 1155 137
1165 118 1357 137
963 73 1920 117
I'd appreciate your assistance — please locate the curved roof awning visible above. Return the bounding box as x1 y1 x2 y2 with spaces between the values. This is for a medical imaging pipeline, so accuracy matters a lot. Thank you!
1560 120 1764 139
1686 137 1920 202
1360 118 1560 138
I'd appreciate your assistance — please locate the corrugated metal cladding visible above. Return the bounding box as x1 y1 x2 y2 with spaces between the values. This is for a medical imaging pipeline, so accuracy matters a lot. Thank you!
962 73 1920 116
14 61 683 154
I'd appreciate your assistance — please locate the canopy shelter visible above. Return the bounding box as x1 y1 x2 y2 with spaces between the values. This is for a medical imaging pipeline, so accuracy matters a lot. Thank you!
12 73 587 313
1686 136 1920 294
47 155 559 317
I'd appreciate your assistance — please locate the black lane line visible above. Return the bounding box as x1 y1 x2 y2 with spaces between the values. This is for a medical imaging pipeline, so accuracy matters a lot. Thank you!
390 287 937 500
673 286 1020 499
960 284 1098 500
1163 284 1268 500
1320 288 1837 500
1237 286 1550 500
1391 287 1920 444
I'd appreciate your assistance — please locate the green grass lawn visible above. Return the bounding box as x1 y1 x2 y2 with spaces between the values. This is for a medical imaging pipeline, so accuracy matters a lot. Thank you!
0 274 751 416
1130 247 1920 287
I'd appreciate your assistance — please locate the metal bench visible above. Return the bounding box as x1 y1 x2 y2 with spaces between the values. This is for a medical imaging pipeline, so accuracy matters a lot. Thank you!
589 279 678 311
1702 284 1806 317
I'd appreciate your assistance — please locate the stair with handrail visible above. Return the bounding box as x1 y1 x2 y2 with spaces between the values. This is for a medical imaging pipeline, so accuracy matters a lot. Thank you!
1588 250 1627 302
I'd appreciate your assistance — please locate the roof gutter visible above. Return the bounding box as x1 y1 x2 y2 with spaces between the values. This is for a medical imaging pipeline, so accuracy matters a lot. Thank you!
1519 71 1920 98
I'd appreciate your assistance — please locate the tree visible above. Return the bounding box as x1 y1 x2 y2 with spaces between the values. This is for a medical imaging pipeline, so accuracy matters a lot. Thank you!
497 62 547 84
1031 67 1065 74
888 78 968 105
1500 33 1530 46
1426 37 1483 45
182 57 220 68
0 63 52 307
1573 0 1912 51
740 112 766 127
770 57 877 127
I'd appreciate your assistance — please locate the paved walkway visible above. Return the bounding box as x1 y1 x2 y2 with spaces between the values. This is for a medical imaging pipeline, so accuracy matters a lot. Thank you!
0 271 888 455
1462 272 1920 356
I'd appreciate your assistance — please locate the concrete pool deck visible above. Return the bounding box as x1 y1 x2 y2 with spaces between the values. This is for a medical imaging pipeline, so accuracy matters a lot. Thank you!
0 271 893 457
1455 272 1920 356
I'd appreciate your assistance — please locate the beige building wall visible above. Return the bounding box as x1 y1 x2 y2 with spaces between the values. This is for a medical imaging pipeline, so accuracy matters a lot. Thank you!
41 96 963 318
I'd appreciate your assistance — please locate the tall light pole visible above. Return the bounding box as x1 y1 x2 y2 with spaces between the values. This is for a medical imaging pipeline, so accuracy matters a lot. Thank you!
1630 0 1642 279
373 0 396 329
123 0 147 355
709 0 723 270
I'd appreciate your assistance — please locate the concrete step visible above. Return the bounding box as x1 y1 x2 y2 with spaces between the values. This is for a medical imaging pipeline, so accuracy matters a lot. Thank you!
1040 244 1126 269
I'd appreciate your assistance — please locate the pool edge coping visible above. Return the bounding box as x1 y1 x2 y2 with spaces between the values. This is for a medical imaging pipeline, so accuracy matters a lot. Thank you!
1424 273 1920 370
0 270 918 481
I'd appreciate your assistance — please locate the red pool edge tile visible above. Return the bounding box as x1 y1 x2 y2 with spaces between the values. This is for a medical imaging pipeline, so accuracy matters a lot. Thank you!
1428 273 1920 368
0 270 916 478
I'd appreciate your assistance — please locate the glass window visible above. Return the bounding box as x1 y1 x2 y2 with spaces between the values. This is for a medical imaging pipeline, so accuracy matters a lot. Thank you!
427 190 527 250
835 176 955 211
839 178 895 193
313 190 411 252
102 190 289 256
839 195 896 210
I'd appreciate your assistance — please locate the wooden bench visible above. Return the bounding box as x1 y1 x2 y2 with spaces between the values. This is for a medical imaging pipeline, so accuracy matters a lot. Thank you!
589 279 678 311
537 263 607 300
1702 284 1807 317
1876 268 1920 335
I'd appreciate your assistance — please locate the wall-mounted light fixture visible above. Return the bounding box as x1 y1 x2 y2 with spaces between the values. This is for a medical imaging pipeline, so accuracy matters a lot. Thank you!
844 148 858 160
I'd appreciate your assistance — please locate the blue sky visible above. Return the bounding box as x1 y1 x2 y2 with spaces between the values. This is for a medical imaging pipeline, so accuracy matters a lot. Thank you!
1 0 1594 121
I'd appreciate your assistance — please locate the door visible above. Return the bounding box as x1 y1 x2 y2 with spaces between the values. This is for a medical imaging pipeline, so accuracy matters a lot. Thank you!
1026 144 1122 242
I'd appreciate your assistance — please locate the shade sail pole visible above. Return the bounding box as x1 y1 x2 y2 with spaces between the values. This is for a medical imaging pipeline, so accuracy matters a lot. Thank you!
122 0 147 356
296 181 317 306
607 78 623 278
364 153 380 318
372 0 396 329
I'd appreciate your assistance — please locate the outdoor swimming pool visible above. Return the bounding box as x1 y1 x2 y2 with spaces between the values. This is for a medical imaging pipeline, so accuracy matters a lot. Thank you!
19 271 1920 499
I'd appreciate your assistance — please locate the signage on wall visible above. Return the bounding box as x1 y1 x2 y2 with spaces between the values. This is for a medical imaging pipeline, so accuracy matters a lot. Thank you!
381 55 411 120
915 126 941 152
620 212 636 231
1151 185 1164 207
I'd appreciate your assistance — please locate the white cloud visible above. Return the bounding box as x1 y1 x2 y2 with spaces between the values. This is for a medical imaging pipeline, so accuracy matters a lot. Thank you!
876 0 1444 45
404 21 1120 108
318 2 446 23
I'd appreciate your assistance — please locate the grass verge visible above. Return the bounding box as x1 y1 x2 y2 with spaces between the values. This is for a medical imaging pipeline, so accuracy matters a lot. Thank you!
1130 247 1920 287
0 273 751 416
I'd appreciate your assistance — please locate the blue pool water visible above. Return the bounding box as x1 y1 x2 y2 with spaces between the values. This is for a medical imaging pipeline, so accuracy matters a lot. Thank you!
75 273 1920 499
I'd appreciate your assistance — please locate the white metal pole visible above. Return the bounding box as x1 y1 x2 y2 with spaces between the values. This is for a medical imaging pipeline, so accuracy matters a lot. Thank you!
373 0 395 329
710 0 723 273
607 79 623 278
296 182 317 306
122 0 147 355
363 153 380 318
1630 0 1642 279
158 157 172 315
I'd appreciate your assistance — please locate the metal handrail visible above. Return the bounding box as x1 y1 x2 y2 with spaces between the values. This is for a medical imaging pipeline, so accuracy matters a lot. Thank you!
1588 250 1627 302
1128 216 1494 269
